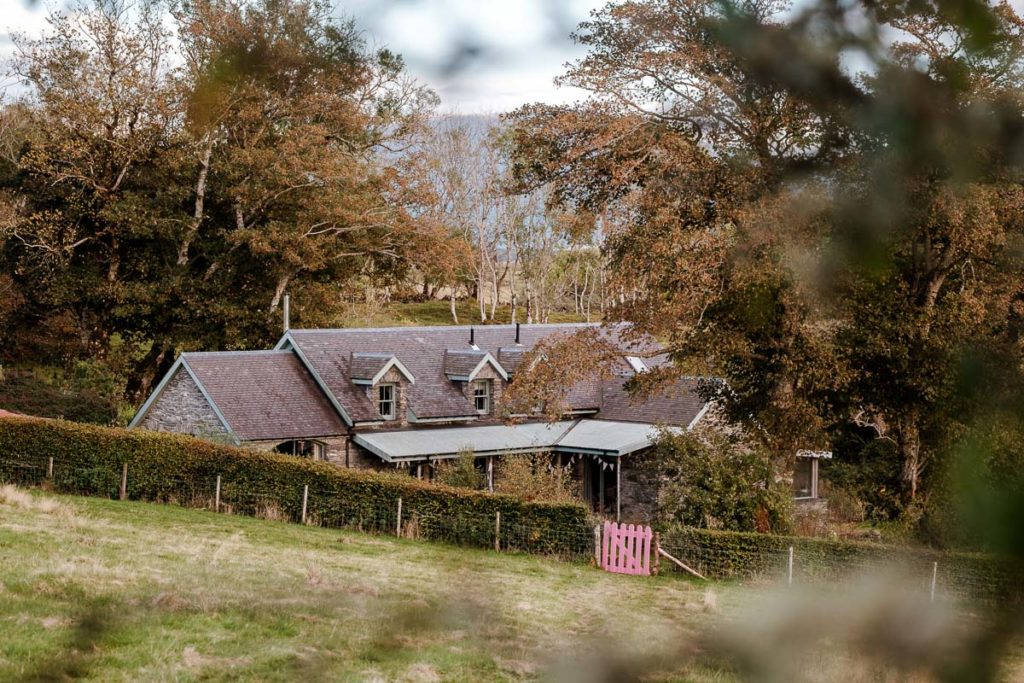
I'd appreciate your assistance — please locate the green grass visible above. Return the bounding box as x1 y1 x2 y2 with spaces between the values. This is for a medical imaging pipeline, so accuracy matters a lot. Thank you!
0 487 731 682
335 300 593 328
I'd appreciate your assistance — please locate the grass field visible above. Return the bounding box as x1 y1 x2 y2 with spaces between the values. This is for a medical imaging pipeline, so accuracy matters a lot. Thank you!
4 487 1021 682
0 486 732 682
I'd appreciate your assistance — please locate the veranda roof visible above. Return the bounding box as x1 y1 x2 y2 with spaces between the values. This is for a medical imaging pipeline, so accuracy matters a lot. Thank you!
352 419 678 463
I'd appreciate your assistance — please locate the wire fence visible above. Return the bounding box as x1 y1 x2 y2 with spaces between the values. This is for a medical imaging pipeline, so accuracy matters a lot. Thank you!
1 450 1017 608
0 451 597 562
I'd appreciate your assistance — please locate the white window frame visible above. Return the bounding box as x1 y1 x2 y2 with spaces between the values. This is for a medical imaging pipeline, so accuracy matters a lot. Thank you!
473 380 491 415
378 383 396 420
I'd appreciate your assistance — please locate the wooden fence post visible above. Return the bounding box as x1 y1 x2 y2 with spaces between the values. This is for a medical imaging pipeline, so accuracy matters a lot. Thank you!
215 475 221 512
301 484 309 524
494 511 501 552
594 525 601 566
119 462 128 501
47 457 53 479
787 546 794 587
396 497 403 537
652 532 661 576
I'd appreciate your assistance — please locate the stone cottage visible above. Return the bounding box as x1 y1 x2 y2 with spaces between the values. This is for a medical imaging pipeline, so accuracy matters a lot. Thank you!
130 322 827 520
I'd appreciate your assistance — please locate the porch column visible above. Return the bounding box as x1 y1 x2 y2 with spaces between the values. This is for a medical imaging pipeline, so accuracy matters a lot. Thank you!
615 459 621 522
811 458 819 499
487 456 494 493
598 460 605 515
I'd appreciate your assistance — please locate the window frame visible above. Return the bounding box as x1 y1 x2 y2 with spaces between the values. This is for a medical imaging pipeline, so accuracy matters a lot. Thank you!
275 439 326 461
377 383 396 420
793 457 819 499
473 379 491 415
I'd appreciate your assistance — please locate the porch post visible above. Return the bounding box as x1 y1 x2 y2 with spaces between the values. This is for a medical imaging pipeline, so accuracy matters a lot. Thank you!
487 456 494 493
615 459 621 522
811 458 819 499
598 459 605 515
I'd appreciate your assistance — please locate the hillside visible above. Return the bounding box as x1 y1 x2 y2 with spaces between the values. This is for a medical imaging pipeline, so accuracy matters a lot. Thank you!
0 487 723 682
333 300 593 328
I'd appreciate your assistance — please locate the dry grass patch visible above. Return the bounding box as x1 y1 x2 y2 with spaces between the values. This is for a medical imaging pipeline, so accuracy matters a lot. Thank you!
0 484 77 518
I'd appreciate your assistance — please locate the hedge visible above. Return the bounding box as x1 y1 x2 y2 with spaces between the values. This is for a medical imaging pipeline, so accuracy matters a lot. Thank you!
0 417 594 558
660 525 1022 605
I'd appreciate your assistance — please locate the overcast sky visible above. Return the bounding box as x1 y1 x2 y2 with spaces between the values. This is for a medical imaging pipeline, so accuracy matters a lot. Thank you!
3 0 607 113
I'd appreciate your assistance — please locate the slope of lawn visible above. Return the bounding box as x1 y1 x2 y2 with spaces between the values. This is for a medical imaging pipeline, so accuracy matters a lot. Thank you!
0 486 728 682
336 300 593 328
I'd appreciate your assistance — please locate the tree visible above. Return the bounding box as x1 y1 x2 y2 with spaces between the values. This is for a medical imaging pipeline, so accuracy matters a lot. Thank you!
507 0 1024 512
1 0 438 399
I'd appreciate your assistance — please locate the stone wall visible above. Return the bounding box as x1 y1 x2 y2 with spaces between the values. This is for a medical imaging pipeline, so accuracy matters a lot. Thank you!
139 367 231 442
616 451 661 524
246 435 387 471
355 367 411 427
460 363 505 417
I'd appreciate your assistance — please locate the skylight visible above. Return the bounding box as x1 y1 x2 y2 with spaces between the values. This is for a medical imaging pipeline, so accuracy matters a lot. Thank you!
625 356 647 373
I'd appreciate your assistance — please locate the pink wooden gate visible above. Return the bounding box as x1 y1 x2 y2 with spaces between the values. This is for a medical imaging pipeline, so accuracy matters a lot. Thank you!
600 521 653 575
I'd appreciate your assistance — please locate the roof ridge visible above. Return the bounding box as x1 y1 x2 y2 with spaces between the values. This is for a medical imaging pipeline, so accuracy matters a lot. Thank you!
287 322 607 333
182 350 294 357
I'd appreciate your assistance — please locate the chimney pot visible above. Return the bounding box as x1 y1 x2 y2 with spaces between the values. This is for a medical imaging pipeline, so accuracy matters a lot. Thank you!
515 322 521 344
469 326 475 347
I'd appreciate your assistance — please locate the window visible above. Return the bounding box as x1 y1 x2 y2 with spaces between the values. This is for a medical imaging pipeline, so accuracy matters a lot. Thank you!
378 383 396 420
473 380 491 414
793 458 817 499
274 440 326 461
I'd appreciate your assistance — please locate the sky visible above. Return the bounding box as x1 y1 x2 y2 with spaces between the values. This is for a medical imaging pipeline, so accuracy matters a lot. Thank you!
2 0 608 113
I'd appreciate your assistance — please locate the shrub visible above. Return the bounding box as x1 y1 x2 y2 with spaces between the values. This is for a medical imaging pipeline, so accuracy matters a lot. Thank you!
0 375 118 425
494 452 581 504
0 417 593 557
433 448 485 490
642 428 792 533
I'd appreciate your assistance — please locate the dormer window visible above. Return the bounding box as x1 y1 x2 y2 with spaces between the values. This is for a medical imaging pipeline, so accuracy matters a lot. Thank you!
473 380 491 414
378 383 396 420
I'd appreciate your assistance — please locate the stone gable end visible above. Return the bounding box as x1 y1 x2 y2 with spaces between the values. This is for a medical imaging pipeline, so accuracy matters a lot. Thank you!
140 366 230 440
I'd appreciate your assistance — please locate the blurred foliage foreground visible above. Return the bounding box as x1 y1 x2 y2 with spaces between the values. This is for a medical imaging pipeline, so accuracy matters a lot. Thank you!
499 0 1024 677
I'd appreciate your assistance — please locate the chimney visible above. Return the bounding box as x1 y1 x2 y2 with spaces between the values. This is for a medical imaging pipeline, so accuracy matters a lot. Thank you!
283 294 290 333
469 326 475 347
515 322 521 345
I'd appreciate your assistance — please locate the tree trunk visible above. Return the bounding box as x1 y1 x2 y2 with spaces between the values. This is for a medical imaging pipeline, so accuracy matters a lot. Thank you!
125 339 172 404
898 418 922 502
177 136 214 266
449 287 459 324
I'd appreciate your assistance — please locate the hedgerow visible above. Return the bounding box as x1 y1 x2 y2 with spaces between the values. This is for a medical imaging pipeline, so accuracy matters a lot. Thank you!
660 525 1021 605
0 417 593 557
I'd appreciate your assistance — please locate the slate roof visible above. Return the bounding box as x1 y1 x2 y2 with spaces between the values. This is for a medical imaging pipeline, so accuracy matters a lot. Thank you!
497 347 526 374
135 323 714 448
183 351 347 440
598 375 707 426
349 353 399 382
443 349 492 379
282 323 612 422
